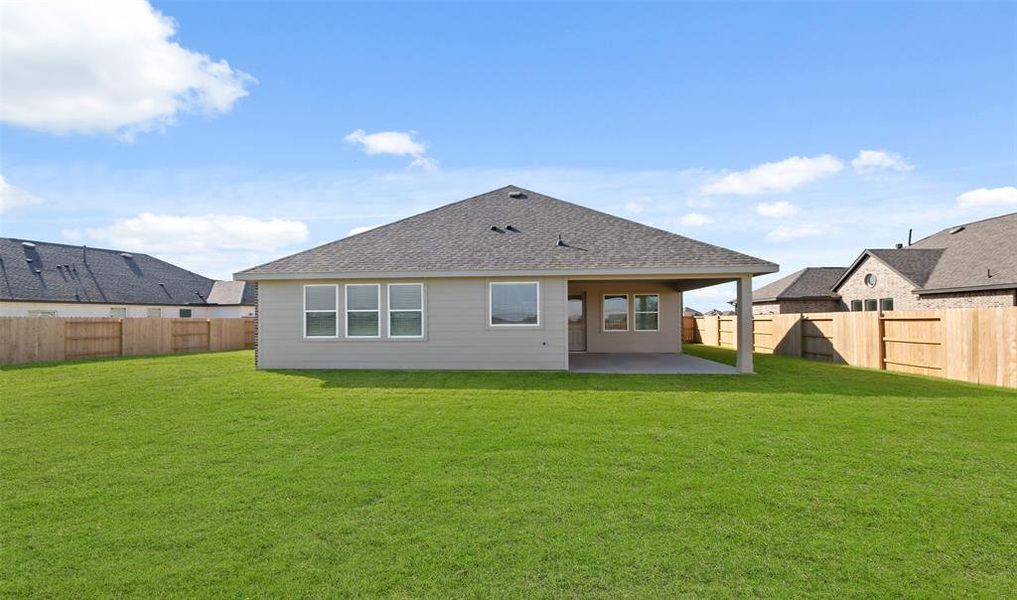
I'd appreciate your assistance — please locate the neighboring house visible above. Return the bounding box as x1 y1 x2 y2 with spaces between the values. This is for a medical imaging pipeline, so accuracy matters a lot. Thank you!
683 307 703 317
235 186 777 372
0 238 256 318
833 212 1017 311
745 267 845 315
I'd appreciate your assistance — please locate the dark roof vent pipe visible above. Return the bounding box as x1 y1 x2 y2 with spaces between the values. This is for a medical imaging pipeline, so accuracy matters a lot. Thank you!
490 226 505 233
895 243 903 249
556 233 566 247
506 225 520 233
507 191 526 199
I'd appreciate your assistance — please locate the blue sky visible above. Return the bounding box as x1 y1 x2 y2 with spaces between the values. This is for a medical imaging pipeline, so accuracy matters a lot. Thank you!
2 1 1015 309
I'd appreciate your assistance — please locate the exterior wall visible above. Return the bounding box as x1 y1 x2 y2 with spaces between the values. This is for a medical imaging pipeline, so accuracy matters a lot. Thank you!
914 290 1016 309
0 301 252 318
256 277 568 370
837 255 1016 311
753 299 841 315
567 280 681 353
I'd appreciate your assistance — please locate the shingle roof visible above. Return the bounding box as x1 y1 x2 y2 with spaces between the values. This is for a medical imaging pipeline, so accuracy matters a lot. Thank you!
833 212 1017 294
239 186 776 277
0 238 254 306
908 212 1017 292
751 267 845 303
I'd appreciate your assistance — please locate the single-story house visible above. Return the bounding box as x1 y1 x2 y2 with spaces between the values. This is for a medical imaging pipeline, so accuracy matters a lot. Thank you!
833 212 1017 311
0 238 256 318
235 186 777 373
745 267 845 315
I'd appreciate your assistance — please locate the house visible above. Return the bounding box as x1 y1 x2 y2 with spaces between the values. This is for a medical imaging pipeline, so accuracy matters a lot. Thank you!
0 238 256 318
683 307 703 317
746 267 845 315
832 212 1017 311
235 186 777 373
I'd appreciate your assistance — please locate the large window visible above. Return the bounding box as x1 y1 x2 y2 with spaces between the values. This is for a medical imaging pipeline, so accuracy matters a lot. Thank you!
603 294 628 331
346 284 380 337
850 300 863 312
864 299 878 312
633 294 659 331
879 298 894 311
389 283 424 338
304 284 338 337
490 282 540 326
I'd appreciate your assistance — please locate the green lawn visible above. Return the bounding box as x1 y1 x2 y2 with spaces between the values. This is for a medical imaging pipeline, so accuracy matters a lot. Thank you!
2 347 1015 597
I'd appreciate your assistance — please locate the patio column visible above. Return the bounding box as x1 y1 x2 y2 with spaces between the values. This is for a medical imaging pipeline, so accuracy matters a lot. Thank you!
736 275 754 374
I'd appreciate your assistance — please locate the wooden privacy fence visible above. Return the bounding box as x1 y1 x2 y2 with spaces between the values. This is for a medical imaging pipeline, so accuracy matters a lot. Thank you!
686 307 1017 388
1 317 257 365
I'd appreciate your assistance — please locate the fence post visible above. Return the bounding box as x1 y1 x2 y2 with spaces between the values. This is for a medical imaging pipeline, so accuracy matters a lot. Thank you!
877 311 886 370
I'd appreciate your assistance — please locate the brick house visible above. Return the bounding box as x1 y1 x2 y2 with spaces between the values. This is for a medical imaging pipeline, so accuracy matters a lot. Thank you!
832 212 1017 311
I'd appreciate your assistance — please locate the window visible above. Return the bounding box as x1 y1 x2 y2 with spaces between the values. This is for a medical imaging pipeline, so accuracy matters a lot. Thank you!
303 284 338 337
147 308 162 318
603 294 628 331
110 307 127 318
28 310 56 317
864 299 878 312
850 300 863 312
489 282 540 326
388 283 424 338
633 294 659 331
864 273 877 288
179 308 193 318
346 284 380 337
879 298 894 311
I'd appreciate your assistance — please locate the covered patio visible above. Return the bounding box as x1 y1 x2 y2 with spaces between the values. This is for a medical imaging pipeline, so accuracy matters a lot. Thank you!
568 352 737 374
565 274 758 374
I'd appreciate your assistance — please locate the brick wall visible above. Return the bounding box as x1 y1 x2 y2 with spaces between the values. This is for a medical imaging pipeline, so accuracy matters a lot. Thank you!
753 299 841 315
837 255 1016 310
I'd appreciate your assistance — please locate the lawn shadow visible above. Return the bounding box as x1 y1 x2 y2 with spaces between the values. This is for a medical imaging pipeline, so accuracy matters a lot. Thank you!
270 346 1016 400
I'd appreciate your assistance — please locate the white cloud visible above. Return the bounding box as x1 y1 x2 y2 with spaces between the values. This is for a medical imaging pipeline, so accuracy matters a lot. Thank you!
61 228 83 242
755 201 799 218
0 175 46 214
624 200 645 214
956 186 1017 208
86 213 307 254
0 0 253 138
852 149 914 174
680 212 714 227
700 154 843 196
767 223 827 242
345 129 439 171
346 224 381 237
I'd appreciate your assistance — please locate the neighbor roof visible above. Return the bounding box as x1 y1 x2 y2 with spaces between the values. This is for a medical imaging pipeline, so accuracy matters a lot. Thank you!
832 212 1017 294
0 238 255 306
750 267 845 303
238 186 776 279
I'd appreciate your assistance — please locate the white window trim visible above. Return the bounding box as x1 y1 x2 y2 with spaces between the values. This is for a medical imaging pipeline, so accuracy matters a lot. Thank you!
488 281 541 327
602 293 629 332
345 283 382 338
387 283 425 339
303 284 339 339
633 293 660 332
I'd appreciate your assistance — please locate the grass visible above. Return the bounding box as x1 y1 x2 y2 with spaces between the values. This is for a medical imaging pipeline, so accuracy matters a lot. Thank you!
2 346 1015 597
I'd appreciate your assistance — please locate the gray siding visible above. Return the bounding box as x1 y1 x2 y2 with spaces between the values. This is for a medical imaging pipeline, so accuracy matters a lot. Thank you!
257 277 568 370
568 281 681 353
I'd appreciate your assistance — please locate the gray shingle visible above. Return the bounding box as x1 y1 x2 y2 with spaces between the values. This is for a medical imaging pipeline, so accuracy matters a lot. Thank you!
752 267 845 302
908 212 1017 292
0 238 253 306
239 186 776 276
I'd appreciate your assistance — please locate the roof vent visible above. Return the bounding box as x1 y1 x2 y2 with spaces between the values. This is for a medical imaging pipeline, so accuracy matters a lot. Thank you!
120 252 133 259
506 225 521 233
556 233 566 247
25 258 32 263
507 191 526 199
895 243 903 249
949 226 965 234
490 226 505 233
21 241 35 249
34 269 41 274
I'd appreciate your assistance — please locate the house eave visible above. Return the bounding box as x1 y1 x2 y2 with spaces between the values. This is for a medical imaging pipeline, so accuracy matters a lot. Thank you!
234 264 779 282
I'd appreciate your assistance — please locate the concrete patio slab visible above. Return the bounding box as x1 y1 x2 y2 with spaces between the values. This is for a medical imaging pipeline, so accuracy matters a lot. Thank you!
568 352 738 374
